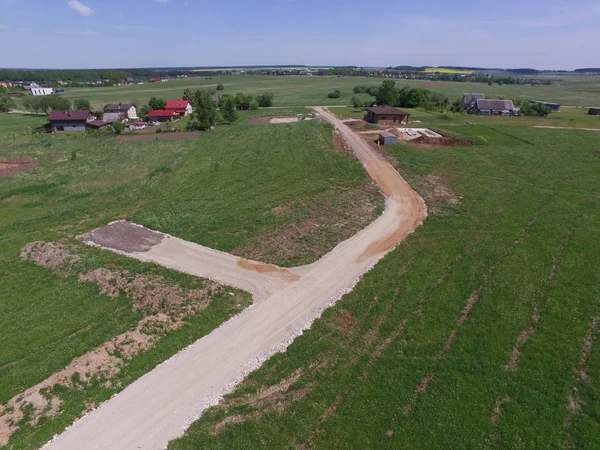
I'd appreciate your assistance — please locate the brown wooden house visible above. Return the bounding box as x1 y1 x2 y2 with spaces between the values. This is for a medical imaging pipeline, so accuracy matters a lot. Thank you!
366 105 410 124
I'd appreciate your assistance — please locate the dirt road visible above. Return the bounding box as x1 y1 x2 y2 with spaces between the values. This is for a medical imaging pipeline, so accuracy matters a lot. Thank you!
44 107 426 450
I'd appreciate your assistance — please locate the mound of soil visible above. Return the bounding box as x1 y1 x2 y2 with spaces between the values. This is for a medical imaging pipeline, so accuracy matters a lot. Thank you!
409 136 471 148
0 157 37 177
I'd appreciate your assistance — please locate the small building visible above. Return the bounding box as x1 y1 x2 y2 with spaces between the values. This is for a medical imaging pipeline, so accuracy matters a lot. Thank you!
461 93 485 111
588 107 600 116
86 119 109 130
476 99 517 115
366 105 410 124
104 103 138 120
532 101 560 112
103 112 128 124
165 100 193 116
48 110 95 133
379 132 397 146
31 87 54 96
145 110 179 122
150 77 161 83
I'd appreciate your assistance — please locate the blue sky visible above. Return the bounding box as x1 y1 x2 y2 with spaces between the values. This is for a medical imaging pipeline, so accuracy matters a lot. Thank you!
0 0 598 69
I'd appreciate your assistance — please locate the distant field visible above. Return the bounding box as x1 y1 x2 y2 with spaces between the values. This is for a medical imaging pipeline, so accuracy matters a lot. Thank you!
42 74 600 110
425 68 474 74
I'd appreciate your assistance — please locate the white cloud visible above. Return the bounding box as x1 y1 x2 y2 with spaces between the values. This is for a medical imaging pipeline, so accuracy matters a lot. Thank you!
0 24 9 30
67 1 94 17
55 28 99 36
155 0 169 3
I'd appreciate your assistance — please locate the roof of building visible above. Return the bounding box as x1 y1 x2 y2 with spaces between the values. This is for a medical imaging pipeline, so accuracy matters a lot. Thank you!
476 99 515 111
103 112 126 123
146 109 179 117
87 120 108 128
48 110 92 121
379 131 397 138
104 103 134 111
165 100 190 110
367 105 409 115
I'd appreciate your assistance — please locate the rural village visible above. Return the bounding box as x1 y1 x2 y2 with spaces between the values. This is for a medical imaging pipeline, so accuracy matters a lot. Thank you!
1 1 600 450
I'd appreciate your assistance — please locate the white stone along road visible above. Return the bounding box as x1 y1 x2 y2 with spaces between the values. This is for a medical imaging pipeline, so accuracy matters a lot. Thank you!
44 107 427 450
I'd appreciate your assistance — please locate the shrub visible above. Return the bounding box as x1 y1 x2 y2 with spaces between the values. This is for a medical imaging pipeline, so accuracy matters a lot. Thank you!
257 92 274 107
156 128 162 133
216 84 224 91
353 85 368 93
351 95 363 108
328 90 341 99
463 135 488 145
112 122 125 134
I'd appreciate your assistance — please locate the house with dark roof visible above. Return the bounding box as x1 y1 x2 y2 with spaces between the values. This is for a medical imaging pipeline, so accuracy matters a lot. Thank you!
461 93 485 111
366 105 410 124
587 107 600 116
104 103 138 120
165 100 193 116
47 110 96 132
145 110 179 123
86 119 109 130
476 99 517 115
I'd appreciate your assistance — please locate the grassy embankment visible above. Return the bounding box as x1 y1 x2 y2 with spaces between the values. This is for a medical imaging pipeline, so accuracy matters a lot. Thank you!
168 121 600 449
0 108 381 449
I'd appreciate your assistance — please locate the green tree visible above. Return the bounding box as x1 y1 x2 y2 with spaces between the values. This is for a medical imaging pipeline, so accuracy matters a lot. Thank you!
0 95 15 112
148 96 166 110
93 110 104 120
234 92 246 108
74 98 92 110
440 97 450 112
249 99 259 110
113 121 125 134
257 92 274 107
108 73 122 85
139 104 151 117
376 80 398 105
221 97 238 123
188 89 218 130
216 84 224 91
328 90 341 99
182 88 195 101
351 95 363 108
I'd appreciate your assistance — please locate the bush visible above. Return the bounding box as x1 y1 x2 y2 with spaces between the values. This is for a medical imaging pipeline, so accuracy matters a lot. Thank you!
74 98 92 110
216 84 224 91
351 95 363 108
250 99 259 110
437 114 453 120
156 128 162 133
257 92 274 107
366 86 379 96
328 90 341 99
463 135 488 145
112 122 125 134
353 85 368 93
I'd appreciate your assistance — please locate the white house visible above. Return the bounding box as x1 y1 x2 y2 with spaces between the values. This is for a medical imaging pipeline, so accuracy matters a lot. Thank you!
104 103 138 120
28 83 54 96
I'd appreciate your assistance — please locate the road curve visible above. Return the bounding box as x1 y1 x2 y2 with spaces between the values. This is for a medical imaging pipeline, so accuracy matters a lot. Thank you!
44 107 427 450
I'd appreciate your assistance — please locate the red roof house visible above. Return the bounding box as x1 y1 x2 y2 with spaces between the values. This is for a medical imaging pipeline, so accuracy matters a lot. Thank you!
165 100 193 116
145 110 179 122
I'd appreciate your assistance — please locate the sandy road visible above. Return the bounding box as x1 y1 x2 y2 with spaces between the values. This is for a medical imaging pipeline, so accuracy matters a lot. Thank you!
44 107 426 450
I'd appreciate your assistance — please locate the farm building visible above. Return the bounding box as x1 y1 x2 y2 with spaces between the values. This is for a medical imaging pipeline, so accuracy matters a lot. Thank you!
461 93 485 111
532 101 560 112
366 105 410 124
165 100 193 116
86 119 109 130
104 103 138 120
47 110 95 133
30 86 54 96
588 107 600 116
379 132 398 146
145 110 179 122
476 99 517 115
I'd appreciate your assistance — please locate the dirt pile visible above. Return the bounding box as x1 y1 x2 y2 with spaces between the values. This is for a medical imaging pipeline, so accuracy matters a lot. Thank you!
409 136 471 148
20 241 80 274
0 157 37 177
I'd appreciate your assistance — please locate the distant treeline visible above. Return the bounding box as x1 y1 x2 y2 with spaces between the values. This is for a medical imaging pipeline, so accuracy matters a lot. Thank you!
0 68 202 83
574 68 600 73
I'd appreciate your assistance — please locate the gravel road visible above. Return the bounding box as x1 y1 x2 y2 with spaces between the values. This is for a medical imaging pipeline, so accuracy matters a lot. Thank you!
44 106 427 450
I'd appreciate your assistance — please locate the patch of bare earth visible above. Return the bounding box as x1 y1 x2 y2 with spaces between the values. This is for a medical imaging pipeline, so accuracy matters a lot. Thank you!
490 395 511 424
407 136 471 149
233 182 383 266
401 375 434 415
0 244 221 446
0 157 38 177
249 116 310 125
213 368 314 435
405 173 461 216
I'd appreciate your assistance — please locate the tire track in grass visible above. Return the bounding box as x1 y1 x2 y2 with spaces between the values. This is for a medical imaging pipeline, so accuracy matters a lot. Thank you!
563 298 600 444
387 208 543 434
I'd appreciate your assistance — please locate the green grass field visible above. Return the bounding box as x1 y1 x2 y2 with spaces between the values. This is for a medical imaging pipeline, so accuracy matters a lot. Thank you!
168 122 600 449
47 74 600 110
0 110 379 448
